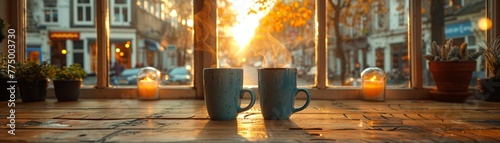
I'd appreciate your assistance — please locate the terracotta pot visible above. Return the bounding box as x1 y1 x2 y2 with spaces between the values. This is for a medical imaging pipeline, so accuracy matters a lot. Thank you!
428 61 476 92
477 78 500 102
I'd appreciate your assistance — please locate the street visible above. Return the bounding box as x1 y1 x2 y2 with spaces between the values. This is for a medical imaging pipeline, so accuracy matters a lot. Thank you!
81 64 312 86
241 64 311 86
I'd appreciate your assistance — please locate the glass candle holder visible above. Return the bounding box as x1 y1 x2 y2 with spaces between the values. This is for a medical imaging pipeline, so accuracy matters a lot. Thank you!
361 67 386 101
137 67 161 100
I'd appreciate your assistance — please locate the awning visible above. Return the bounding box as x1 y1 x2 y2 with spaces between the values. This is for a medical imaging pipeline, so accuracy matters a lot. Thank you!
144 39 164 51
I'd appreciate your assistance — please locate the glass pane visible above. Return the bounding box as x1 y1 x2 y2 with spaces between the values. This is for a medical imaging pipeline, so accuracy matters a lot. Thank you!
44 10 51 22
115 0 126 4
85 7 91 21
77 7 83 21
217 0 316 86
44 0 57 7
26 0 97 86
327 0 409 87
422 0 487 88
52 10 58 22
123 8 128 22
74 53 85 69
78 0 90 4
114 7 120 22
111 0 194 86
74 40 84 50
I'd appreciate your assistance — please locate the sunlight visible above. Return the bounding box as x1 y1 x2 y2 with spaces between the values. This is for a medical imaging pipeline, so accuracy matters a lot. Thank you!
230 0 274 53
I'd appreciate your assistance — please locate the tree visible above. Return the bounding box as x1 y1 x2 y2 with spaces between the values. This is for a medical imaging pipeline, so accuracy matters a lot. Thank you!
217 0 239 66
249 0 386 85
248 0 314 68
327 0 387 85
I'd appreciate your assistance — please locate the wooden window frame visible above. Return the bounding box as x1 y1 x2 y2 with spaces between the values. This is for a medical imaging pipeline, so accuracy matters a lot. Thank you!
15 0 499 99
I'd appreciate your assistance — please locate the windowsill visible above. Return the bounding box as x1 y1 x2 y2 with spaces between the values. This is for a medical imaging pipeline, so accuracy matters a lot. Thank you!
44 86 431 100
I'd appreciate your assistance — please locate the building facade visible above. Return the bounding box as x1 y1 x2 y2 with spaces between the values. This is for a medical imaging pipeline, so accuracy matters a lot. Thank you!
26 0 184 74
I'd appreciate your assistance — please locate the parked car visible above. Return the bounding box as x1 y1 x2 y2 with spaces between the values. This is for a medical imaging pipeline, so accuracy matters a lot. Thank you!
306 66 316 82
253 61 263 68
306 66 335 82
111 68 141 85
163 67 192 85
296 66 306 78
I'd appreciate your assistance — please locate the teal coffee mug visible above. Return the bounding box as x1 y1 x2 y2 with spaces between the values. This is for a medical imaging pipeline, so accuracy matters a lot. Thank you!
258 68 311 120
203 68 256 120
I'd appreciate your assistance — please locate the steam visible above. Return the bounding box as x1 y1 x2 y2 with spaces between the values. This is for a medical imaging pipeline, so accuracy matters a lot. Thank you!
259 31 292 68
194 0 218 68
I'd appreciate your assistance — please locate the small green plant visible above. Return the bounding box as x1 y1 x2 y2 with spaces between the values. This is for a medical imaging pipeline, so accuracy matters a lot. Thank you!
425 39 484 62
482 37 500 80
0 54 9 78
15 60 57 82
55 63 87 80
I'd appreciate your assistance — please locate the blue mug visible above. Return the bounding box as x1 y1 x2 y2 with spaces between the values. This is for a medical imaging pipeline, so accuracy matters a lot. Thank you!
203 68 256 120
258 68 311 120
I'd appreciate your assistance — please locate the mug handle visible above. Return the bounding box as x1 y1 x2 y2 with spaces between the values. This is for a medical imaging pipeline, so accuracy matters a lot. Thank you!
237 88 256 113
293 88 311 113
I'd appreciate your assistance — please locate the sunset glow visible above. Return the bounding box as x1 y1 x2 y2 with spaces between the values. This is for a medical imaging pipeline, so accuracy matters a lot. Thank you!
230 0 274 52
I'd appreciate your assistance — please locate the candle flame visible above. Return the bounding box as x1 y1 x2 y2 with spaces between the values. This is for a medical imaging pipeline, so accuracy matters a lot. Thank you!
370 76 377 82
142 77 153 82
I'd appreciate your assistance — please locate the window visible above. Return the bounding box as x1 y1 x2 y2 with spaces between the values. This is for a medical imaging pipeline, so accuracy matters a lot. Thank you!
111 0 131 26
218 0 316 86
74 0 94 25
111 0 193 87
422 0 486 88
43 0 58 23
327 0 406 87
14 0 497 99
28 0 98 86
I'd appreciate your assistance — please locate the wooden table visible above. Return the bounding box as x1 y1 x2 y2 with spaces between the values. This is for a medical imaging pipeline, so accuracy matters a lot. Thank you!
1 99 500 142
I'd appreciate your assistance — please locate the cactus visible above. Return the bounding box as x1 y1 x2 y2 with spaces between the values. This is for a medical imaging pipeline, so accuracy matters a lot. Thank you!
481 37 500 79
425 39 484 62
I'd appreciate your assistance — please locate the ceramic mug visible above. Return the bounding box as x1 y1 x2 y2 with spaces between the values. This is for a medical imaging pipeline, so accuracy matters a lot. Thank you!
258 68 311 120
203 68 256 120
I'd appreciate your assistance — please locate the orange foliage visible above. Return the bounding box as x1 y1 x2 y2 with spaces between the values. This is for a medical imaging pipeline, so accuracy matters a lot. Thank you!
250 0 313 33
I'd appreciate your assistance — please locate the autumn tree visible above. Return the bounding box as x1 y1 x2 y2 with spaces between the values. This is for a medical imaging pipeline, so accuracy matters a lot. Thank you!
327 0 387 85
249 0 387 85
247 0 314 68
217 0 238 64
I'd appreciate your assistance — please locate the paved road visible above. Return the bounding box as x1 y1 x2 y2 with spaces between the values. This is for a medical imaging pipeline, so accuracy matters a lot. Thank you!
82 65 312 86
241 64 311 86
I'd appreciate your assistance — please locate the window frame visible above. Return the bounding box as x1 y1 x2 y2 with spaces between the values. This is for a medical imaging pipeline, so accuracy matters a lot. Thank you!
110 0 131 26
16 0 498 99
74 0 94 25
43 0 58 24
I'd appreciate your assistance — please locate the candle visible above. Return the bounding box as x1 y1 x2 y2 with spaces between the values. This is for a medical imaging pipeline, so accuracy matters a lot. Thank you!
362 76 385 100
138 77 159 100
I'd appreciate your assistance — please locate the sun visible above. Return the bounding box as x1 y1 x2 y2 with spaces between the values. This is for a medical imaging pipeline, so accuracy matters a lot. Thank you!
229 0 274 53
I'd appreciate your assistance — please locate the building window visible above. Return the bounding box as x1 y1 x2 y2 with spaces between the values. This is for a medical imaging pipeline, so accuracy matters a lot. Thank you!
398 13 405 27
111 0 131 26
43 0 58 23
74 0 94 25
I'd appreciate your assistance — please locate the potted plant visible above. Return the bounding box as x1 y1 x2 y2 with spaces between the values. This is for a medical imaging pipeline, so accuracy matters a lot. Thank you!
478 37 500 102
0 17 7 43
53 63 86 101
424 39 483 102
15 61 57 102
0 54 11 101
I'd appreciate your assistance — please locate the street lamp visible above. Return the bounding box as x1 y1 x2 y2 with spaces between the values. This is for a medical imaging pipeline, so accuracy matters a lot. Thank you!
478 17 492 31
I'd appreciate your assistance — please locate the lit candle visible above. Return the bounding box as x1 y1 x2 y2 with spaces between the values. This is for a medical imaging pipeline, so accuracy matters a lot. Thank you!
362 75 385 100
138 77 159 100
